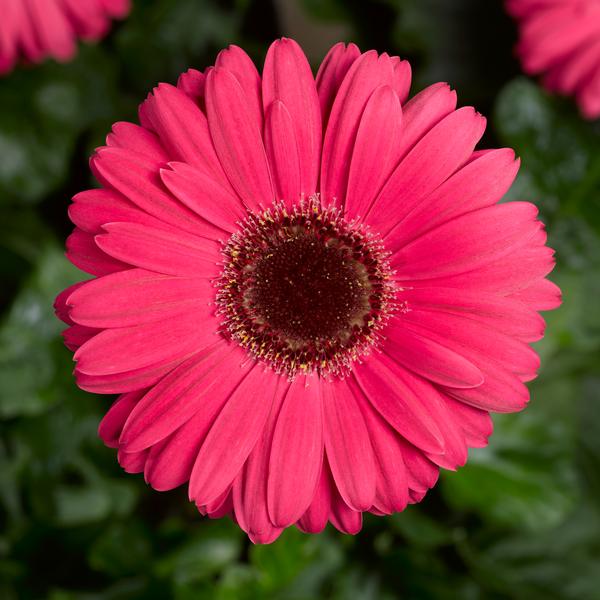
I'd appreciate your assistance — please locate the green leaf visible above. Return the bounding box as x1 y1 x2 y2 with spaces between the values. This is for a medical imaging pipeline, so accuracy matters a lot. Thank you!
157 521 242 585
115 0 243 94
88 521 152 578
495 78 600 233
53 485 113 526
0 46 118 205
250 528 343 597
0 243 80 418
390 508 453 549
441 375 580 531
457 503 600 600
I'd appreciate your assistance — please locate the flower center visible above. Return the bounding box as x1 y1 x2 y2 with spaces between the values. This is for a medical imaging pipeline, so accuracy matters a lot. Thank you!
216 197 396 378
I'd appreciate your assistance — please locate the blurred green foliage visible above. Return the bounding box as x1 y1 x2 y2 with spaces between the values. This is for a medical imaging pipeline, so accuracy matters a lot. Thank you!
1 0 599 598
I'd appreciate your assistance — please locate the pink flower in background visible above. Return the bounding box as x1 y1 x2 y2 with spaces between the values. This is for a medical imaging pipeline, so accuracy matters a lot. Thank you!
55 38 560 543
507 0 600 118
0 0 131 75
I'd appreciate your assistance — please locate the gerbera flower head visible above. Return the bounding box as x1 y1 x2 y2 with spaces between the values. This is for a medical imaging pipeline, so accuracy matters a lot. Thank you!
0 0 131 75
55 38 561 544
507 0 600 118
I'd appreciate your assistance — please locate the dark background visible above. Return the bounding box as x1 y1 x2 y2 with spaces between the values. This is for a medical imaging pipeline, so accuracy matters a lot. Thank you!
1 1 599 598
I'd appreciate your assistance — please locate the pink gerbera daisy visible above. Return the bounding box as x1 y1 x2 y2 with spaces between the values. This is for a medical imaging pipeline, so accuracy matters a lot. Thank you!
0 0 130 75
55 39 561 544
507 0 600 118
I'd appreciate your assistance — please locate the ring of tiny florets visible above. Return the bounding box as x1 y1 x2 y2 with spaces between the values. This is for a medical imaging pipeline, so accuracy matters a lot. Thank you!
215 195 398 379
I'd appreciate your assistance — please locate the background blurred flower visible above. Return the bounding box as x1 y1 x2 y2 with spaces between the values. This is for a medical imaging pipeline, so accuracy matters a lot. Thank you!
507 0 600 118
55 38 559 544
0 0 130 75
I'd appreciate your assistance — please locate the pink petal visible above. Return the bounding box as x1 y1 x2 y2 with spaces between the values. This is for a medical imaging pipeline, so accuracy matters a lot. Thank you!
62 0 109 41
67 268 213 328
345 85 402 220
98 390 145 448
329 483 363 535
106 122 169 163
139 83 227 183
322 378 375 512
55 281 87 325
189 366 281 505
160 162 244 232
198 486 233 518
544 37 600 95
216 45 263 128
511 278 562 311
400 440 439 493
397 308 541 380
143 349 255 490
120 342 247 453
365 107 486 235
353 356 445 454
263 100 302 206
248 526 284 545
66 228 128 276
268 376 323 527
205 67 275 210
393 82 457 164
75 357 187 395
391 56 411 103
385 323 484 388
74 310 219 376
262 38 322 194
400 286 546 343
28 0 76 62
91 147 215 237
385 149 520 250
68 188 166 235
392 203 541 279
519 9 598 74
62 324 98 351
296 462 330 534
233 382 288 541
95 222 221 278
351 380 409 514
177 68 206 102
0 1 19 74
316 42 361 129
392 314 530 413
383 368 468 470
118 448 148 474
15 1 44 63
446 358 530 413
320 51 395 207
100 0 130 18
444 396 493 449
144 406 222 492
409 489 427 503
402 243 555 295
